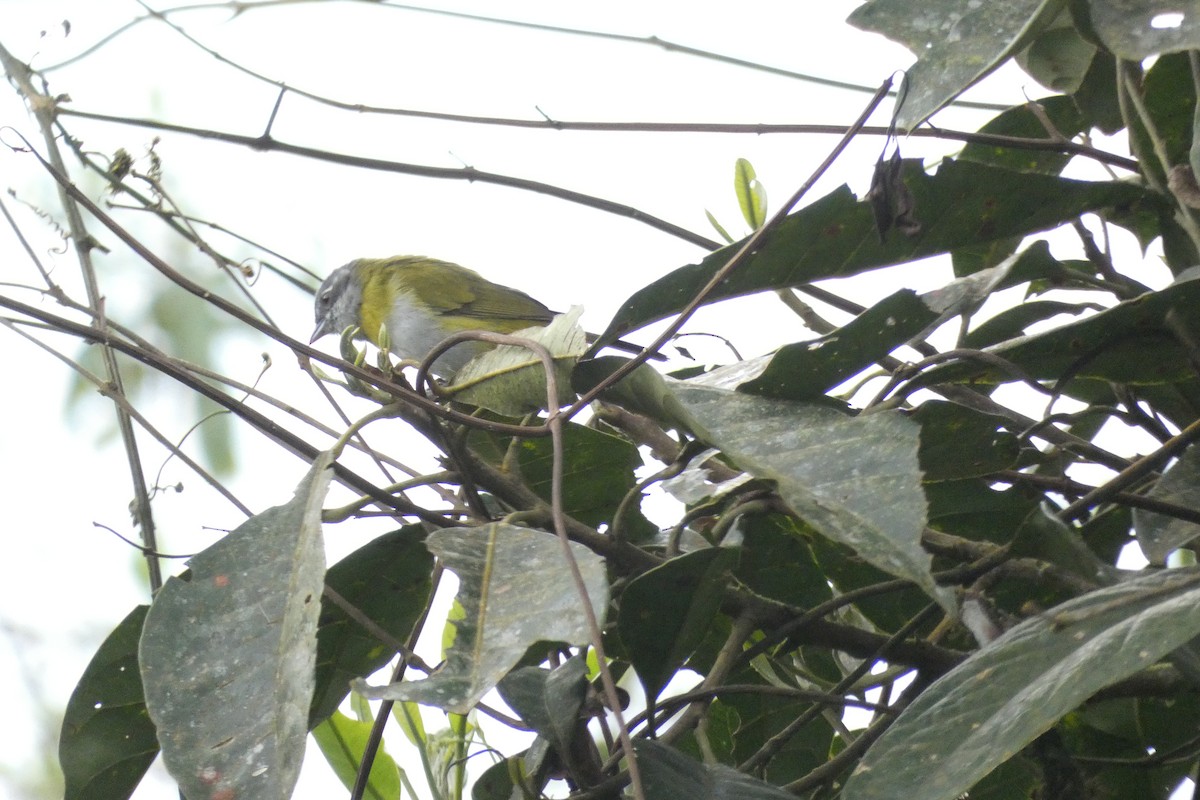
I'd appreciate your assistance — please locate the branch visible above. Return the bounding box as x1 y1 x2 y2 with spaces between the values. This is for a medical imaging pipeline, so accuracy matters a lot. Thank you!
55 108 720 250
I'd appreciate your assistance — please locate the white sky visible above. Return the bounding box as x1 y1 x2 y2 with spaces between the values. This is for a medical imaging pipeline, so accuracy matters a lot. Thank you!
0 2 1169 798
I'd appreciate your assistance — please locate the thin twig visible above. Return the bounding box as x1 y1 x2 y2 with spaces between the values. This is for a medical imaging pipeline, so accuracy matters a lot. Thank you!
0 42 163 589
568 77 897 413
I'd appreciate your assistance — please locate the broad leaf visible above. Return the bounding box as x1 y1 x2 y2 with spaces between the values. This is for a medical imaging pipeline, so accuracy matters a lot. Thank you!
495 656 603 787
1089 0 1200 58
312 710 402 799
60 605 156 800
962 300 1093 349
139 452 332 800
497 657 589 758
635 739 795 799
848 0 1067 128
311 526 435 725
673 384 953 612
448 307 587 415
1134 445 1200 564
597 159 1146 345
914 401 1019 482
355 524 607 713
844 568 1200 800
739 289 939 401
1014 10 1096 94
619 548 738 701
913 275 1200 388
470 420 644 531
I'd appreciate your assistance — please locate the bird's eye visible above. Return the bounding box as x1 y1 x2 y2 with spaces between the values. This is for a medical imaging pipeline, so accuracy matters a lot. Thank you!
318 291 332 309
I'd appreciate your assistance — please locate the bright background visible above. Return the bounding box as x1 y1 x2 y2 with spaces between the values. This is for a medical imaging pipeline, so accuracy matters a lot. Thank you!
0 2 1122 797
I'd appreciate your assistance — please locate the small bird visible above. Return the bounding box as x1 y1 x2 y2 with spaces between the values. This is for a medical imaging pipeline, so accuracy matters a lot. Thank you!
311 256 558 378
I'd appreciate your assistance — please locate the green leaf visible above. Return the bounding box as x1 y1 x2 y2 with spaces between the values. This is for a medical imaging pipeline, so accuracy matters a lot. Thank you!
497 657 588 757
705 209 736 244
959 96 1088 175
848 0 1068 129
1126 54 1199 193
390 701 427 748
739 289 939 401
962 300 1093 349
1088 0 1200 58
597 159 1146 345
914 401 1020 481
913 276 1200 388
844 568 1200 800
1014 11 1096 93
573 356 699 434
1010 506 1113 587
635 739 795 800
1134 444 1200 564
926 479 1038 548
495 657 602 787
734 514 834 608
734 157 767 230
59 606 157 800
619 548 739 701
312 710 402 800
673 385 953 612
311 526 435 725
355 524 607 713
715 670 837 784
471 420 643 531
1072 695 1200 794
1071 50 1123 134
139 452 332 800
447 307 587 415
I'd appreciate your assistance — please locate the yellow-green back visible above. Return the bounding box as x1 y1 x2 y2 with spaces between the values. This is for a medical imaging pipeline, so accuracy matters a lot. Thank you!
356 256 554 347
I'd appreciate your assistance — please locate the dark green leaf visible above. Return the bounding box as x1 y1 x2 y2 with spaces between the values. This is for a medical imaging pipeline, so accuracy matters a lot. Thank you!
311 526 434 725
496 657 588 760
598 159 1146 344
739 289 939 401
959 96 1087 175
1129 54 1198 186
734 515 833 608
914 401 1020 481
913 277 1200 388
511 421 644 530
963 300 1092 349
1014 13 1097 93
1010 506 1113 586
1070 49 1123 134
635 739 795 800
60 606 157 800
619 548 738 701
926 480 1038 547
717 678 837 785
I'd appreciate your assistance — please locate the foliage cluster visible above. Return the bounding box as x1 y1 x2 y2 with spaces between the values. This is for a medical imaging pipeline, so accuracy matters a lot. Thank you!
6 2 1200 799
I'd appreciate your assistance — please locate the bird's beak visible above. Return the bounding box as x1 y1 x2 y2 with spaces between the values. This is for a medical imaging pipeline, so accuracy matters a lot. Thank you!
309 317 327 344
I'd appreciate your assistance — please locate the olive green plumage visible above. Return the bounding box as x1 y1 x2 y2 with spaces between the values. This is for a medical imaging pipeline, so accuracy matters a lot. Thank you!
311 256 555 378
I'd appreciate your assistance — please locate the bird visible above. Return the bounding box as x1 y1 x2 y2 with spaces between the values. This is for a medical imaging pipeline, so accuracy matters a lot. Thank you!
310 255 560 379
